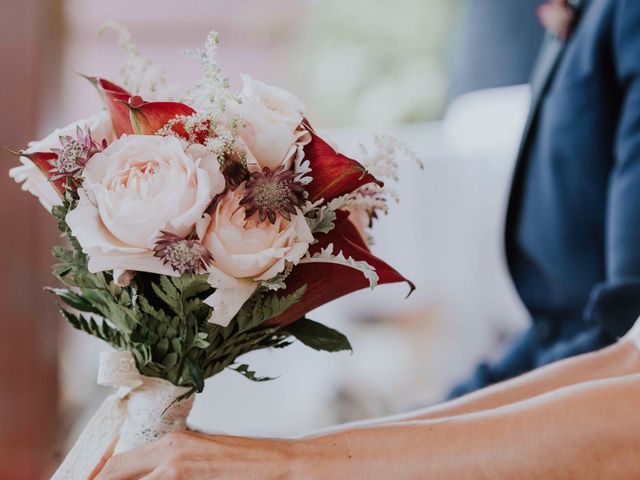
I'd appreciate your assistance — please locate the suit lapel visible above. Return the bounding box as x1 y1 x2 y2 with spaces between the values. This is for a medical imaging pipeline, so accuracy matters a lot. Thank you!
505 0 589 261
515 37 566 163
514 0 588 165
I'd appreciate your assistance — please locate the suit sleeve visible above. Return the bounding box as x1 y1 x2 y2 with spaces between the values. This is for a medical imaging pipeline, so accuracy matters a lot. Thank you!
583 0 640 339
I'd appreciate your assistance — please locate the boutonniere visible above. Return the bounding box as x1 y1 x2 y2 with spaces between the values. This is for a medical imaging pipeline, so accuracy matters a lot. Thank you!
537 0 577 41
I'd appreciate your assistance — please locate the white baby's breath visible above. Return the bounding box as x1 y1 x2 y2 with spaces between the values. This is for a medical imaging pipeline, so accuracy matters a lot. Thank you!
357 134 423 203
100 21 166 100
182 32 243 121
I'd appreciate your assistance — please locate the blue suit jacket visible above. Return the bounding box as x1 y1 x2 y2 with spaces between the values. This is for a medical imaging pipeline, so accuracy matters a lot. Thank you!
451 0 640 397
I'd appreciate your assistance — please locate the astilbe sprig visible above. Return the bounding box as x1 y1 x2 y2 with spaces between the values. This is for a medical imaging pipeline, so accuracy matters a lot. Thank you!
100 20 166 99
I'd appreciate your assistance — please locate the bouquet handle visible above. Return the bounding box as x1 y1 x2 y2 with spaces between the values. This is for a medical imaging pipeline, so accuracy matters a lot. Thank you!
51 351 192 480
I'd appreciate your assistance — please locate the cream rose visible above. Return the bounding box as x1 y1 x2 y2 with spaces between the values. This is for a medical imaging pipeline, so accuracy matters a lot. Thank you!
198 185 314 326
232 74 306 171
66 135 225 279
9 111 115 211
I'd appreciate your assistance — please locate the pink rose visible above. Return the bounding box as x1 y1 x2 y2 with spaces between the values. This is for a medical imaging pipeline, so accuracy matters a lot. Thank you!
66 135 225 278
198 185 314 326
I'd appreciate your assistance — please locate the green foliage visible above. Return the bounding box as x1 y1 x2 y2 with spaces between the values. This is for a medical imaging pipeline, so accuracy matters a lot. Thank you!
229 364 276 382
284 318 352 353
48 196 350 392
59 309 127 349
234 285 307 333
306 206 337 234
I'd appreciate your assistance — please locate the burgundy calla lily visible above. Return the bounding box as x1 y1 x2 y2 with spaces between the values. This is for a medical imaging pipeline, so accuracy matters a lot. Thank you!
267 211 414 327
85 77 133 137
304 123 383 203
20 151 66 196
125 96 208 143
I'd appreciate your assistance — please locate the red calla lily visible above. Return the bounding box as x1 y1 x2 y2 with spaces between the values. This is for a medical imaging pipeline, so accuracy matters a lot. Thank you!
267 211 414 327
20 151 66 195
85 77 133 137
304 123 383 203
124 96 207 143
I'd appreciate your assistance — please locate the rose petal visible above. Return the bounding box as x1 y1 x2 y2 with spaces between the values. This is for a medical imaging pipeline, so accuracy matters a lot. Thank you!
231 75 305 171
267 212 414 327
66 190 177 276
204 268 257 326
304 124 383 203
113 269 135 287
254 213 314 281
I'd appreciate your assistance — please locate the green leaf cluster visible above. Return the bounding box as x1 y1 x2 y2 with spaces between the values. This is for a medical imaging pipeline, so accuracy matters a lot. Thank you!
48 196 352 394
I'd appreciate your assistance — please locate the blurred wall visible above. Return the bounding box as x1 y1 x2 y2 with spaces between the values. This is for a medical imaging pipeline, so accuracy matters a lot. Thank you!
448 0 544 99
0 0 64 478
299 0 459 126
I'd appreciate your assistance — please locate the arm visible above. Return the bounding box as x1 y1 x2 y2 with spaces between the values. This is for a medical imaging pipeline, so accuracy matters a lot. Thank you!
303 338 640 437
294 374 640 479
96 373 640 479
409 338 640 420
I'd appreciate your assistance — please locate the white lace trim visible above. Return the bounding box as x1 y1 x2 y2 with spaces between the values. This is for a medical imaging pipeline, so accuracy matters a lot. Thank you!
51 351 193 479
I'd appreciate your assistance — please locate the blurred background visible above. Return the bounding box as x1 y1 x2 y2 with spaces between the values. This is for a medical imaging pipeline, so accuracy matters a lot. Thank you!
1 0 545 478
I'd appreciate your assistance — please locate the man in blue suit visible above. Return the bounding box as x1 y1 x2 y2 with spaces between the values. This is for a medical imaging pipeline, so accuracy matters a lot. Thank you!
450 0 640 397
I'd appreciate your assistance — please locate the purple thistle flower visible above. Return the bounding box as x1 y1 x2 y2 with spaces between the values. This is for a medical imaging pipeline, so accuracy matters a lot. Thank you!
153 231 214 275
49 125 101 185
240 167 306 224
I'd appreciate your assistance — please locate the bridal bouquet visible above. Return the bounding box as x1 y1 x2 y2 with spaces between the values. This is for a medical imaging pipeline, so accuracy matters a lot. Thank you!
9 26 415 478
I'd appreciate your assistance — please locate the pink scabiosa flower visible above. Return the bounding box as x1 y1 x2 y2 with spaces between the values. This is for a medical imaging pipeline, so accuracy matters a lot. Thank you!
153 231 214 275
240 167 305 223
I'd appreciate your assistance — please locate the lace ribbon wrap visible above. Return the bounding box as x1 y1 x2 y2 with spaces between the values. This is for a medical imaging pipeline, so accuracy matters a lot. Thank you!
51 351 194 480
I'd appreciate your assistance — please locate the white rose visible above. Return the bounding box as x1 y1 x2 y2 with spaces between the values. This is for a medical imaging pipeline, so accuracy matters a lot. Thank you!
232 74 305 171
66 135 225 278
9 111 115 211
197 185 314 326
